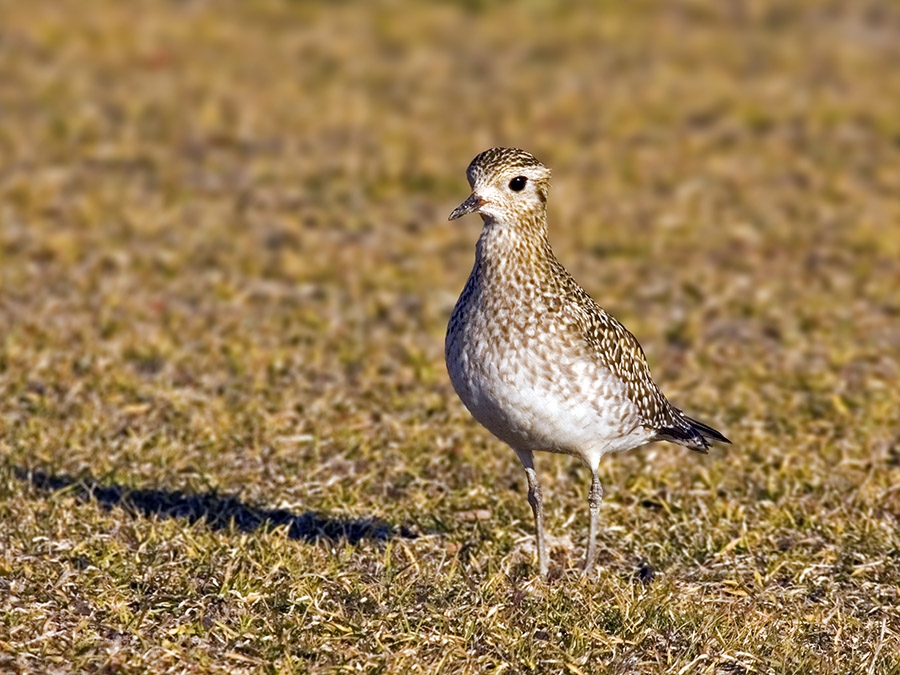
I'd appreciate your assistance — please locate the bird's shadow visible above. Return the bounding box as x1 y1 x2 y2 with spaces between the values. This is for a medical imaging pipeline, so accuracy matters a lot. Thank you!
14 467 416 545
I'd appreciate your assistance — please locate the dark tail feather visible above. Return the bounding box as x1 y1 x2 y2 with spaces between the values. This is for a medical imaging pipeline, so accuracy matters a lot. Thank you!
685 415 731 445
655 414 731 454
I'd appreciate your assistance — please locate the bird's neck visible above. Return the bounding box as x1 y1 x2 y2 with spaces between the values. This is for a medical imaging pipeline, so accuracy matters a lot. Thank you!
474 213 554 280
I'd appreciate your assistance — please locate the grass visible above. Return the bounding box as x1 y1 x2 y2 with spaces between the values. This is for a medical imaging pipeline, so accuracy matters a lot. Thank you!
2 0 900 672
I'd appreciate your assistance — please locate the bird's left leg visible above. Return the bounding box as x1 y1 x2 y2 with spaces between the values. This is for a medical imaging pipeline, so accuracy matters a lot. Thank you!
584 469 604 575
515 448 549 578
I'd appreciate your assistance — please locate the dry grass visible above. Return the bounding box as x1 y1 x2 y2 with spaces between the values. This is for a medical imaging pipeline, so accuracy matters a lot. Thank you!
2 0 900 672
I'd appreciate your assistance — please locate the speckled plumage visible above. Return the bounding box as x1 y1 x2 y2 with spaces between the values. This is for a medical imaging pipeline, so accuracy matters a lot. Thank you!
445 147 730 577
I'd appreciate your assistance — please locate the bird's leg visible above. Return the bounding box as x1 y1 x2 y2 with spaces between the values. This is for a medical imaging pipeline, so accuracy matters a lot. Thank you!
525 467 549 578
584 470 604 576
515 449 549 578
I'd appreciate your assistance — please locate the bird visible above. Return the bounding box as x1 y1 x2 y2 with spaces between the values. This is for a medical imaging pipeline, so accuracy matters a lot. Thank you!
444 147 730 578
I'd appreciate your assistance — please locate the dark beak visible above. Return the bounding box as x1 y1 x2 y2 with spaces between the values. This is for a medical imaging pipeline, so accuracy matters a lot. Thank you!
448 193 485 221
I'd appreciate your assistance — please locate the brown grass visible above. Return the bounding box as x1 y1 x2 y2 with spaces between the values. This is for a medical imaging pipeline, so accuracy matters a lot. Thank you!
2 0 900 672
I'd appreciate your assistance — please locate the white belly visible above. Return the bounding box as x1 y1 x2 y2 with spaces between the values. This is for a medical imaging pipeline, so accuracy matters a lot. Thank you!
446 319 650 464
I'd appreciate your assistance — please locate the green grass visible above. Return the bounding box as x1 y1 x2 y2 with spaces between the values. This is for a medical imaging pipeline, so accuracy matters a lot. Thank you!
3 0 900 672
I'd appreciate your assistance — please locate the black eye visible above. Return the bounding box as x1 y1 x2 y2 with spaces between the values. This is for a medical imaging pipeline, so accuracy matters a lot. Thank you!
508 176 527 191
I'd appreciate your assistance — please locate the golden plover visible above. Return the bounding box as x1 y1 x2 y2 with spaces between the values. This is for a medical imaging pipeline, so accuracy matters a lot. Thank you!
445 147 730 578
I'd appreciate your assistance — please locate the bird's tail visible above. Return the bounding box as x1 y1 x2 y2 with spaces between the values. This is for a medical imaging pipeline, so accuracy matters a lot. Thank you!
654 412 731 454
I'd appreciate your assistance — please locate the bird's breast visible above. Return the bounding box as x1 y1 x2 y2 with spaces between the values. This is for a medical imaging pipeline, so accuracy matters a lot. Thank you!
445 275 646 457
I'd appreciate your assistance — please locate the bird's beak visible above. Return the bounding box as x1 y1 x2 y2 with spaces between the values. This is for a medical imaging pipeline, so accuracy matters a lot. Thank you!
448 193 485 221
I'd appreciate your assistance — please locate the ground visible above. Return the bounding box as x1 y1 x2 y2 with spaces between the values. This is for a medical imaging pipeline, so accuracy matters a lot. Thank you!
2 1 900 673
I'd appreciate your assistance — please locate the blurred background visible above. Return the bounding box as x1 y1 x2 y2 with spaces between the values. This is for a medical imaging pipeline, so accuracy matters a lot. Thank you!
2 0 900 671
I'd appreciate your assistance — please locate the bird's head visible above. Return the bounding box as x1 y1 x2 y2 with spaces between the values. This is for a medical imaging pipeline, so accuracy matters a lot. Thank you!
449 147 551 226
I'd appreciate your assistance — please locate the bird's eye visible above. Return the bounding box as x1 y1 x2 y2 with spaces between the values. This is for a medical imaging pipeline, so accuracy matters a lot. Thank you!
508 176 527 191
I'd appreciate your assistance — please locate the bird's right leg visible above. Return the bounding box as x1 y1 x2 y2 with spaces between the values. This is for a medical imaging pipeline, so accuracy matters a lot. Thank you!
515 449 549 578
